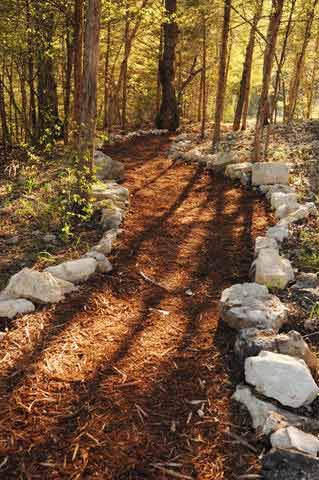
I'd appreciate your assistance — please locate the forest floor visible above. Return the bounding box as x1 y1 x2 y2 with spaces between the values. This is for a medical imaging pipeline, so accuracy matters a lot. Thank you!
0 134 274 479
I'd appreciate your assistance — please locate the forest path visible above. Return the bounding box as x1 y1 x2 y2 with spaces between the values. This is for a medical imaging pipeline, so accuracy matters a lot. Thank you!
0 136 271 479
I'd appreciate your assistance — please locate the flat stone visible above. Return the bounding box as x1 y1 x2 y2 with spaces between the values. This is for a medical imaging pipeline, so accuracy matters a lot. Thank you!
3 268 76 304
232 385 319 434
261 448 319 480
261 184 295 201
45 258 97 283
225 162 252 180
84 251 112 273
245 351 319 408
254 247 294 289
94 150 124 181
219 283 288 331
43 233 57 243
0 299 35 319
254 236 278 256
91 182 129 204
271 426 319 457
252 163 289 186
235 330 317 370
266 224 289 243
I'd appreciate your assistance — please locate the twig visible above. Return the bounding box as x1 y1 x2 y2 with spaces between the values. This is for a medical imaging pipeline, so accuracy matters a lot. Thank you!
139 271 170 291
226 431 257 453
151 465 193 479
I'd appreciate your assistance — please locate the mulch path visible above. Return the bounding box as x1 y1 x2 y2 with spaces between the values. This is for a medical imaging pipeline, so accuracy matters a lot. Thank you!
0 135 272 479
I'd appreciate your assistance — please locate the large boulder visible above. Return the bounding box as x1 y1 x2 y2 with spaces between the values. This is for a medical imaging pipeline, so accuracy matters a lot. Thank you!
254 248 294 289
232 385 319 433
45 258 97 283
94 150 124 181
0 298 35 319
234 329 317 370
219 282 288 331
245 351 319 408
259 184 295 201
2 268 76 303
252 163 289 186
271 192 299 219
270 426 319 457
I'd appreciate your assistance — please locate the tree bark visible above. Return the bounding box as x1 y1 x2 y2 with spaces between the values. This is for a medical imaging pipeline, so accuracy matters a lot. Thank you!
103 21 111 129
73 0 84 129
212 0 232 149
200 14 207 139
233 0 263 131
253 0 284 162
156 0 179 132
286 0 318 123
77 0 101 177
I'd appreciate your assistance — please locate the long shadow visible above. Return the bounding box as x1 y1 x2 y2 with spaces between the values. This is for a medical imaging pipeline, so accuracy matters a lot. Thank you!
0 136 271 479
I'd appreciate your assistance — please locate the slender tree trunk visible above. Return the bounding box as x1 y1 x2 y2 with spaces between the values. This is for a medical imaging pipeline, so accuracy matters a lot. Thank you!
156 24 163 116
77 0 101 178
271 0 296 122
103 21 111 129
200 14 207 139
286 0 318 123
64 17 73 144
25 0 37 139
233 0 263 131
306 27 319 119
0 77 10 150
253 0 284 162
121 14 130 132
212 0 232 149
73 0 84 129
156 0 179 131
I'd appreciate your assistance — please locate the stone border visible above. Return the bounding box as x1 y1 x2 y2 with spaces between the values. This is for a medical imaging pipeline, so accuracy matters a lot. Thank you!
168 135 319 478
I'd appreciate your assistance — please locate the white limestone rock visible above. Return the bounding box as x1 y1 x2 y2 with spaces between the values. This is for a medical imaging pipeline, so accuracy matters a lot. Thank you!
0 299 35 319
271 192 298 211
91 182 129 205
91 229 118 255
94 150 124 181
3 268 76 304
234 329 317 370
254 236 278 257
266 224 288 244
84 251 112 273
278 202 318 226
254 248 294 289
252 163 289 186
271 426 319 457
225 162 252 181
45 258 97 283
232 385 319 433
260 184 295 201
219 282 288 331
245 351 319 408
100 206 123 230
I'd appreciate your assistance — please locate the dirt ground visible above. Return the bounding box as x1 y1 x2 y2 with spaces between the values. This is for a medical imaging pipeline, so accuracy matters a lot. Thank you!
0 135 272 479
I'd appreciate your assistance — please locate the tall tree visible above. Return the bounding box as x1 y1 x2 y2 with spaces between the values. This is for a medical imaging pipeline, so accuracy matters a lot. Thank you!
212 0 231 149
77 0 102 179
156 0 179 131
253 0 284 162
233 0 263 131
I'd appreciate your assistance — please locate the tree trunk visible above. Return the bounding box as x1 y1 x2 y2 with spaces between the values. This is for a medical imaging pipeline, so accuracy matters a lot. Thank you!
64 16 73 144
200 14 207 139
271 0 296 122
306 27 319 118
212 0 232 149
77 0 101 178
103 21 111 129
0 77 10 150
286 0 318 123
121 14 130 132
73 0 84 129
253 0 284 162
233 0 263 131
156 0 179 132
